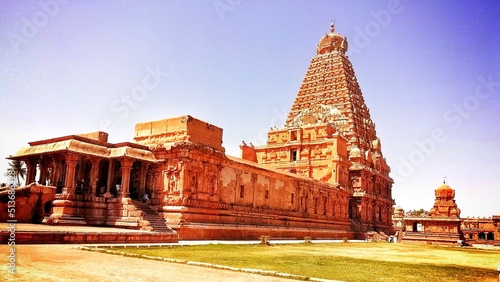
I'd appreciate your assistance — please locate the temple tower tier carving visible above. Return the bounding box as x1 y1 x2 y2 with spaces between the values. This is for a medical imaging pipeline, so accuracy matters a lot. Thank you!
248 23 394 233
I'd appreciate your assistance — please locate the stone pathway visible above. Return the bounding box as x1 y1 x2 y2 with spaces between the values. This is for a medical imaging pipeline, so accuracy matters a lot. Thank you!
0 244 295 282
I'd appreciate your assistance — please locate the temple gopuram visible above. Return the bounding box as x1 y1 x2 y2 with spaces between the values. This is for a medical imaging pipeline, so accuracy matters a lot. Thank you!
243 22 394 233
2 23 394 240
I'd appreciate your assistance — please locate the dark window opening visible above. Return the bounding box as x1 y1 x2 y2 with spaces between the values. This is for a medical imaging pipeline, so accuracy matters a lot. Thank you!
487 232 494 240
240 185 244 198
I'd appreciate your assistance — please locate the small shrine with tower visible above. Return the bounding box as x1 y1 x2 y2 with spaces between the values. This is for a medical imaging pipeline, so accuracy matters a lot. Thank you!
401 180 463 244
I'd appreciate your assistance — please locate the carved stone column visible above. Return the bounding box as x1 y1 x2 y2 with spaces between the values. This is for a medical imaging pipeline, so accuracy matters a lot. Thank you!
64 154 79 194
178 162 185 193
49 160 57 186
251 173 257 207
138 163 149 198
306 188 315 214
106 160 114 194
89 158 100 196
119 158 133 198
25 158 37 185
38 161 47 185
76 156 85 184
326 192 333 217
50 155 63 187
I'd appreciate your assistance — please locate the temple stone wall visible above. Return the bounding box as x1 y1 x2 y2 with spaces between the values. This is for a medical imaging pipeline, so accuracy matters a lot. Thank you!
134 115 224 152
0 183 56 223
153 139 353 240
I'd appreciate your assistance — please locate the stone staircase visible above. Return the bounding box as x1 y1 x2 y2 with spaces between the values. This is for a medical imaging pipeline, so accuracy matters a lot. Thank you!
131 200 173 233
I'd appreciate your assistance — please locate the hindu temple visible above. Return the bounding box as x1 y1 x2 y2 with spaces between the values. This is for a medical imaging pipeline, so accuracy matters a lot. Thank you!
2 23 394 240
401 180 462 243
394 180 499 245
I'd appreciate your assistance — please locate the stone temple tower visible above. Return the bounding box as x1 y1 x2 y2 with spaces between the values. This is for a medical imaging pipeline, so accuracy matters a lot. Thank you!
247 23 394 232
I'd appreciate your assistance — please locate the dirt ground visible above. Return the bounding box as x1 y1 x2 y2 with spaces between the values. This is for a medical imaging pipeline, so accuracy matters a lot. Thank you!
0 244 292 282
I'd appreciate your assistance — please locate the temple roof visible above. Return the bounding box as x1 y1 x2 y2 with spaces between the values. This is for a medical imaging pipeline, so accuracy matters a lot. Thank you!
316 22 348 54
435 182 455 199
9 135 157 163
430 180 461 218
285 23 379 153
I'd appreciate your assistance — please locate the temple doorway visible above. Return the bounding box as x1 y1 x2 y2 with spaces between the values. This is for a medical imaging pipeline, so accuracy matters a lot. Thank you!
486 232 494 240
97 161 109 196
129 161 142 200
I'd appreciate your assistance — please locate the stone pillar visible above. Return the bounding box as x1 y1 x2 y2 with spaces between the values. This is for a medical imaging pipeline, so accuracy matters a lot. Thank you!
306 189 314 214
50 156 63 187
234 173 241 204
178 162 185 193
152 167 161 196
119 158 133 198
38 161 47 185
75 156 85 186
49 161 57 186
89 158 100 196
64 154 79 194
251 173 257 208
138 163 149 198
106 160 114 194
326 193 333 217
25 159 37 185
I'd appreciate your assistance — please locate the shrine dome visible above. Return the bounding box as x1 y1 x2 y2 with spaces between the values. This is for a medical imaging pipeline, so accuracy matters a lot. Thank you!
435 182 455 199
316 23 348 55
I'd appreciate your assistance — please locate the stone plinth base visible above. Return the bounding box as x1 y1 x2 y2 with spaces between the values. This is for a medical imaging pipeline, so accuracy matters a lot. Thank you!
172 223 355 240
43 215 87 226
47 195 145 230
163 204 355 240
0 230 178 244
402 232 461 244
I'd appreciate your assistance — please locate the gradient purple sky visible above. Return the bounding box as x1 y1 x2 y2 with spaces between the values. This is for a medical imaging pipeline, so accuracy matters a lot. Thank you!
1 1 499 217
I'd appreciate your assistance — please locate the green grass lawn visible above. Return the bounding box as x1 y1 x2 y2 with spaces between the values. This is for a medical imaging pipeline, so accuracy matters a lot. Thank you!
107 242 500 282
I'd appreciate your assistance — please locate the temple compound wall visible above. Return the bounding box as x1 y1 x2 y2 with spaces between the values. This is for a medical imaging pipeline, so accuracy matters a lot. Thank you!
461 216 500 243
8 115 354 239
135 116 353 239
0 183 55 223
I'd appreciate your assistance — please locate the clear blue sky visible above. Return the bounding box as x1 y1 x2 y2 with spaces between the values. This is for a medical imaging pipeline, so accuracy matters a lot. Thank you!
1 1 499 217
